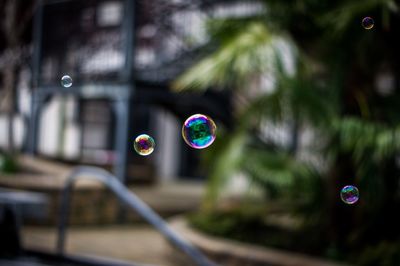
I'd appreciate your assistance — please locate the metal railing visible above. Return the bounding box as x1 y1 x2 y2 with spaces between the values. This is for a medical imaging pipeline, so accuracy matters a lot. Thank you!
56 166 217 266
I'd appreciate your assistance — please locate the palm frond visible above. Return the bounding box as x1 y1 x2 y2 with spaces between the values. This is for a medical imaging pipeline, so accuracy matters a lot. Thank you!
203 129 248 209
242 147 311 188
173 21 281 91
241 145 324 212
332 117 400 163
238 73 335 128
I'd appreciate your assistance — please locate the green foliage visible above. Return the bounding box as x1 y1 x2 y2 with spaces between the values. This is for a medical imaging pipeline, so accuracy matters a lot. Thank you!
241 71 336 126
189 208 332 257
173 19 294 91
189 208 266 239
189 209 298 251
0 154 18 174
357 242 400 266
175 0 400 264
332 117 400 163
202 130 247 209
242 147 318 201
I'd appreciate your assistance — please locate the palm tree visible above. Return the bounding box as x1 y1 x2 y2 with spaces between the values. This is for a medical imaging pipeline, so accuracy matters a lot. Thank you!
174 0 400 264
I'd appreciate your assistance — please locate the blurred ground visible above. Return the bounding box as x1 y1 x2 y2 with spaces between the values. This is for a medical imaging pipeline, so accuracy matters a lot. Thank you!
22 224 174 266
1 156 205 265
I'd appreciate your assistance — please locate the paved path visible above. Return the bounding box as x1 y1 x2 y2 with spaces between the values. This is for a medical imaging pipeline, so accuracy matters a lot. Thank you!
22 225 181 266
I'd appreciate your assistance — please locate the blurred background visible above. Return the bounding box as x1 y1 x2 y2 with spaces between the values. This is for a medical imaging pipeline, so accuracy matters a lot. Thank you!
1 0 400 265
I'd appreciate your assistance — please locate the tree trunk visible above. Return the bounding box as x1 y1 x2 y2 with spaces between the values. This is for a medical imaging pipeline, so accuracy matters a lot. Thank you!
3 65 17 155
2 0 17 155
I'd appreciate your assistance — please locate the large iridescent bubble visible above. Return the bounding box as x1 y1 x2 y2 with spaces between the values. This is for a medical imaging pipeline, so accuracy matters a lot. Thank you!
134 134 155 156
340 185 359 204
182 114 216 149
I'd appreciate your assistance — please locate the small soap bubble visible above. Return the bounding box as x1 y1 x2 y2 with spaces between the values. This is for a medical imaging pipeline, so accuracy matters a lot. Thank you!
362 17 374 30
61 75 73 88
182 114 216 149
134 134 155 156
340 185 359 204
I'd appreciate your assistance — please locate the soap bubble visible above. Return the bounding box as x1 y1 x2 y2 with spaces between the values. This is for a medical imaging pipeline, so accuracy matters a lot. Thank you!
340 185 359 204
61 75 73 88
362 17 374 30
134 134 155 156
182 114 216 149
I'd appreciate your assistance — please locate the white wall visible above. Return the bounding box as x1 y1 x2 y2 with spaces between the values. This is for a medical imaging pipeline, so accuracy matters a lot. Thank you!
153 108 181 182
38 95 81 159
0 114 25 150
38 96 62 156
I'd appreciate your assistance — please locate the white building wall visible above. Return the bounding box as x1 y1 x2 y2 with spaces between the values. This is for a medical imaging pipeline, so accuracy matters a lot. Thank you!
63 96 81 159
38 96 63 156
153 108 181 182
0 115 25 150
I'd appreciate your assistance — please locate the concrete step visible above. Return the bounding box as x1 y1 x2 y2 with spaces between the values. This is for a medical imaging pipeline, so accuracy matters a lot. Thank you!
0 156 204 225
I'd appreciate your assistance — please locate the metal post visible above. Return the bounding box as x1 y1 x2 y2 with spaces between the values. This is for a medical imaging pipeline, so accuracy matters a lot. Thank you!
113 95 131 223
27 92 42 155
28 0 43 155
113 96 130 184
56 181 73 254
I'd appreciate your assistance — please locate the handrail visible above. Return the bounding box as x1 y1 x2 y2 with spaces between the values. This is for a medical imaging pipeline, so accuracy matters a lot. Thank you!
56 166 217 266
